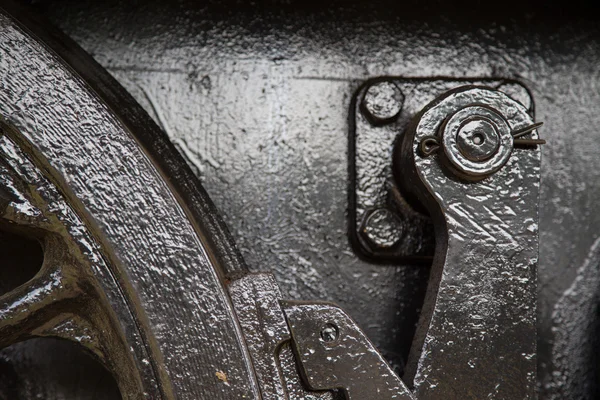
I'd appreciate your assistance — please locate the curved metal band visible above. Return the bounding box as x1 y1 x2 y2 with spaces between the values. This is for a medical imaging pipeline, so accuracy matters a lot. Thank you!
0 2 259 399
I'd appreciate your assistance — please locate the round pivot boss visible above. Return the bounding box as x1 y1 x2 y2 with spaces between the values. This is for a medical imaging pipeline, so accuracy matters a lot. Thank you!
413 88 545 181
440 105 514 179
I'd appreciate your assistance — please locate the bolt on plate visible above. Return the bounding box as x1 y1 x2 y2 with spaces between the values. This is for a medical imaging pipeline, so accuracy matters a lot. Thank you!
349 78 535 263
360 81 405 125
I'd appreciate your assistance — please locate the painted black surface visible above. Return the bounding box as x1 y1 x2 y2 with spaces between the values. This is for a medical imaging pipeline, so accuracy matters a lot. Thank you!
3 0 600 398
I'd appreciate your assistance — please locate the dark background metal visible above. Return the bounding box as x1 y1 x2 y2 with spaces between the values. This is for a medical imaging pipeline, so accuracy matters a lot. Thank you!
3 0 600 398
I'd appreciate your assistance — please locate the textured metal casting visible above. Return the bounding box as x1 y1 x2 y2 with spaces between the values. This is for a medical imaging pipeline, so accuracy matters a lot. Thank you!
282 301 415 400
283 85 542 399
2 1 599 399
0 4 262 398
38 4 595 393
350 78 534 263
0 122 152 398
396 86 542 399
360 81 405 126
228 273 334 400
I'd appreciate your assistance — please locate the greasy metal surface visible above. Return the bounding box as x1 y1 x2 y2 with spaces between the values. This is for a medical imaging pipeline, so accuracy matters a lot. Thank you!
0 6 261 398
350 78 532 262
397 87 540 398
13 1 600 398
439 105 513 178
228 273 333 400
283 301 414 399
0 124 151 398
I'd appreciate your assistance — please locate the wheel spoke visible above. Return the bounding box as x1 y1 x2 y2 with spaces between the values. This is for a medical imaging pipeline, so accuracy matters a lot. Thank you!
0 264 78 348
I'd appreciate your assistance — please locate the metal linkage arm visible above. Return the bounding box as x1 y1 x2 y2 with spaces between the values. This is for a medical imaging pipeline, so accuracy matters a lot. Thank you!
396 86 542 399
279 86 542 400
282 301 415 400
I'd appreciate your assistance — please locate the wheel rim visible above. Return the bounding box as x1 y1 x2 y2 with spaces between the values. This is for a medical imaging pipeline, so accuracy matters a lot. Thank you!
0 3 260 398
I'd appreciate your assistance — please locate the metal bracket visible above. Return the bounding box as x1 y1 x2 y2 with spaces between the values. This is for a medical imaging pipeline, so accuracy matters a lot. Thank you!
278 84 542 399
282 301 415 400
397 86 541 399
349 78 534 263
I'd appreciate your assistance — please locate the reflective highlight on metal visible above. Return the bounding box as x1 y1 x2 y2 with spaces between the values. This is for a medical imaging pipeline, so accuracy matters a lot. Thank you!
396 86 541 399
228 273 334 400
282 301 414 400
350 78 534 262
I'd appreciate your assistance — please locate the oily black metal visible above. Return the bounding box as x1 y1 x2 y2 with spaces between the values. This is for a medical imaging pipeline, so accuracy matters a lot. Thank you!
283 301 415 399
0 122 153 398
228 273 335 400
349 78 534 263
0 3 260 398
396 86 541 398
2 1 600 399
282 86 541 399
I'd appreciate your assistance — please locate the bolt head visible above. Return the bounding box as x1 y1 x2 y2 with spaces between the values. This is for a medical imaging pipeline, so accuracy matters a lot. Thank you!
361 81 404 125
361 208 404 249
456 118 501 161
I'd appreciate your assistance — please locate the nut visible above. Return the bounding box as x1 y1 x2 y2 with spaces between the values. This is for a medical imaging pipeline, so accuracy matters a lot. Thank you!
456 118 501 161
441 105 513 179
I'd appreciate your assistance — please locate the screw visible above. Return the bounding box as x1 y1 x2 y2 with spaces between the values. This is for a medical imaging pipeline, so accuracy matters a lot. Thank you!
361 81 404 125
361 208 404 249
320 323 339 343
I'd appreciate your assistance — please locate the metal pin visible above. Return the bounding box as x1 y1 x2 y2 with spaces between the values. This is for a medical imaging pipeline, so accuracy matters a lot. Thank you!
512 122 544 139
514 138 547 146
512 122 545 147
419 136 441 156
